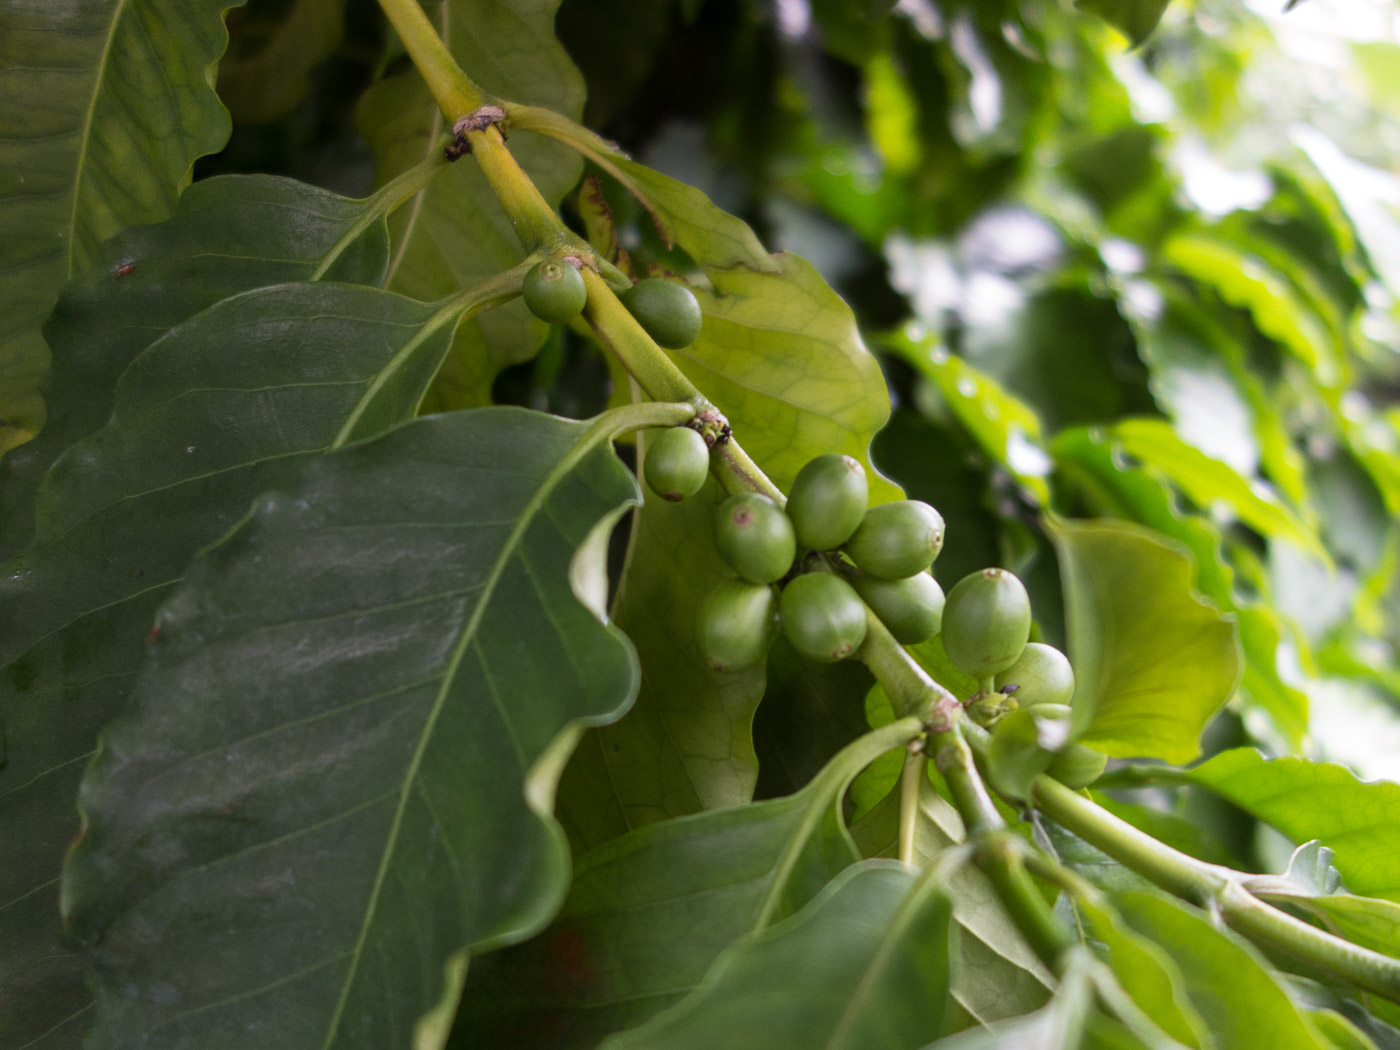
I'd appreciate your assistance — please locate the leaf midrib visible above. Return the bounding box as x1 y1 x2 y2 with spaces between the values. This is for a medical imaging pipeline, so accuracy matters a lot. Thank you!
67 0 132 276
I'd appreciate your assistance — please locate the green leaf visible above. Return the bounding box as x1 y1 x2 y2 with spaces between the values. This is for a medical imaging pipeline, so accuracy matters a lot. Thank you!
217 0 345 124
1310 1011 1382 1050
1051 426 1307 747
1046 517 1241 763
0 278 473 1050
1075 0 1172 46
850 781 1056 1028
1076 897 1212 1050
1107 419 1327 564
1180 750 1400 902
598 861 954 1050
1112 891 1333 1050
925 952 1097 1049
0 0 245 455
888 331 1053 505
0 173 398 560
457 719 922 1048
357 0 584 410
1160 236 1342 389
62 407 650 1048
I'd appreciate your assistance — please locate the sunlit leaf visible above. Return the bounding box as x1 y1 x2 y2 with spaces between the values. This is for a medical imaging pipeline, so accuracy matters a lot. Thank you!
598 861 954 1050
1076 0 1172 47
62 407 650 1048
0 0 244 456
1180 750 1400 902
1108 419 1327 563
1046 516 1240 763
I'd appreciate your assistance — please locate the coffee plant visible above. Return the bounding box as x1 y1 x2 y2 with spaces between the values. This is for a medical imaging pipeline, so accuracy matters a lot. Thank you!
5 0 1400 1047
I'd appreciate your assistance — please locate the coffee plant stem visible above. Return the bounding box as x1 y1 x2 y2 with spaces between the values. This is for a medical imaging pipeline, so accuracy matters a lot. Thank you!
977 833 1079 974
374 0 485 115
1031 772 1400 1004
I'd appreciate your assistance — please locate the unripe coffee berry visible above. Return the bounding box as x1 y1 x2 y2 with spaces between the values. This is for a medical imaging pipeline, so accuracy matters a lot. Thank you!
621 278 703 349
786 454 868 551
522 259 587 324
852 571 944 645
696 580 778 673
714 494 796 584
779 573 868 662
995 643 1075 708
844 500 945 579
645 426 710 502
941 568 1031 679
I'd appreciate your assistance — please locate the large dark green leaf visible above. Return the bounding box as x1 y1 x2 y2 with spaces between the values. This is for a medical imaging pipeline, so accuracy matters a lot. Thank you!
62 405 676 1049
0 0 245 456
599 861 954 1050
0 275 487 1050
1177 750 1400 902
1046 517 1241 763
357 0 584 410
0 172 415 560
455 719 923 1048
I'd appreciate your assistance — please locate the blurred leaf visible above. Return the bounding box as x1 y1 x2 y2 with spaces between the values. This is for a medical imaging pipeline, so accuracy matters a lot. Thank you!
889 331 1053 504
1181 750 1400 902
1086 792 1237 868
0 0 244 456
1076 0 1173 47
1310 1011 1383 1050
926 951 1097 1049
218 0 345 124
63 407 647 1048
1161 235 1341 389
1046 516 1241 763
598 861 954 1050
1112 891 1334 1050
1108 418 1328 563
357 0 584 410
457 720 922 1048
1352 43 1400 120
0 173 395 560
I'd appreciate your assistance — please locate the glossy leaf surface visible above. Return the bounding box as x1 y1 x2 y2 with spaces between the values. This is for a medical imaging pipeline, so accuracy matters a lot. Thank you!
63 408 645 1048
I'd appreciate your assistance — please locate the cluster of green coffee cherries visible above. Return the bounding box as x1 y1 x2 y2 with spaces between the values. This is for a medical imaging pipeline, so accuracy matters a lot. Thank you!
522 257 704 349
643 429 1106 790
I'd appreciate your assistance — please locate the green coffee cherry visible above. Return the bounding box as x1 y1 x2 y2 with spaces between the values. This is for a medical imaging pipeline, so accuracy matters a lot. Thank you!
715 494 796 584
645 426 710 502
779 573 868 662
844 500 945 579
695 580 778 673
852 571 944 644
621 278 703 349
522 259 587 324
995 643 1075 708
1047 743 1108 789
940 568 1032 679
786 454 868 551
